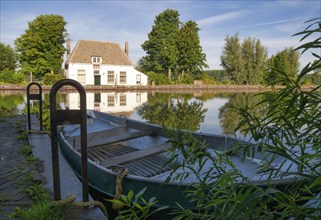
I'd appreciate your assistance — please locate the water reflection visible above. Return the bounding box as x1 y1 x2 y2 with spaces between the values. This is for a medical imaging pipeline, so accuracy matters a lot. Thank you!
136 93 207 131
1 91 264 138
66 92 148 116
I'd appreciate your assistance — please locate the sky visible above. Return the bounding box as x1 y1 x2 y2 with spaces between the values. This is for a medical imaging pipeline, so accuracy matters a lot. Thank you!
1 0 320 70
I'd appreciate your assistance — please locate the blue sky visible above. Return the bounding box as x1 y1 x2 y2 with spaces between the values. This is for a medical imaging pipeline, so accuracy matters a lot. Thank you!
1 0 320 69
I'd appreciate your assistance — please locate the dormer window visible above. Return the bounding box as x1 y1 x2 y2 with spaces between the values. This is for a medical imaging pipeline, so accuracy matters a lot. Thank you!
92 56 102 64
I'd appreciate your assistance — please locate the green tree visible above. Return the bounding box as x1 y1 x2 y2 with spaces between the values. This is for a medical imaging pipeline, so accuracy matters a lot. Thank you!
177 21 208 81
265 47 300 84
242 37 268 84
141 9 180 80
14 14 67 80
0 43 16 71
221 35 268 85
220 34 244 84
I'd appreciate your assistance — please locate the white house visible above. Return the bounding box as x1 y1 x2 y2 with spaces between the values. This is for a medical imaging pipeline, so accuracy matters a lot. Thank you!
64 39 148 86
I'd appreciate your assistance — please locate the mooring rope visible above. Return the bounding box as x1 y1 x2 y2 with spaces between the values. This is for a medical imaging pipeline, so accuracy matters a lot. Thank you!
51 194 108 218
112 167 129 210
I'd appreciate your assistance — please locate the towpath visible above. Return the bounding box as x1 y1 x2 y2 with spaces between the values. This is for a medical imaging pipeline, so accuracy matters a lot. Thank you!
0 115 42 219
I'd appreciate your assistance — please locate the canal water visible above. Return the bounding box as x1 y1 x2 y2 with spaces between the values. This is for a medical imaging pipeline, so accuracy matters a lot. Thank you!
0 91 262 139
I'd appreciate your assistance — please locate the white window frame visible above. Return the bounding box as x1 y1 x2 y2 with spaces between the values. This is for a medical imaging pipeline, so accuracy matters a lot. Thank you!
119 71 127 84
107 71 115 84
77 69 86 84
92 56 102 64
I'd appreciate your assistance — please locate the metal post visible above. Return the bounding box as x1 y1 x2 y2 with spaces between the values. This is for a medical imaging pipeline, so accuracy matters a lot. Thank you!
26 82 43 131
49 79 88 202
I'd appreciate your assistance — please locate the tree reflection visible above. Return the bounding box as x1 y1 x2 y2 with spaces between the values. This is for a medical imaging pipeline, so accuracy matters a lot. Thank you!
135 93 207 131
219 93 265 135
0 94 24 116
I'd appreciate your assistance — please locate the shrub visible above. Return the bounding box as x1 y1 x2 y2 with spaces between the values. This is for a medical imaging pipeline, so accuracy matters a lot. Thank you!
42 73 65 85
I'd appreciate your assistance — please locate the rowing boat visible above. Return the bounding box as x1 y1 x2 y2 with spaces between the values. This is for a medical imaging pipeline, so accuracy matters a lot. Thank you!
57 110 299 212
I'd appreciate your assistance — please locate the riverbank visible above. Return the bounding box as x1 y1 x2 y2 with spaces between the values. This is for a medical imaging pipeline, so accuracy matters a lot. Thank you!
0 83 273 93
1 83 319 95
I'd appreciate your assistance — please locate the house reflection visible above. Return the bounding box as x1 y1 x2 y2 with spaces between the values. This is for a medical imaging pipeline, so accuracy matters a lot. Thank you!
66 92 148 116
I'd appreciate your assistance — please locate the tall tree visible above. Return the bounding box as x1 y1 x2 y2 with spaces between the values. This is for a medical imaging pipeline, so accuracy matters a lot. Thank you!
265 47 300 84
15 14 67 80
254 40 268 84
0 43 16 71
242 37 256 84
141 9 180 80
220 34 244 84
177 21 208 81
221 34 268 85
242 37 268 84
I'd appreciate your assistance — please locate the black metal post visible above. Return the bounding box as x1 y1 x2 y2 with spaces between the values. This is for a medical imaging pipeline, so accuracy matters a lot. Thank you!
49 79 88 202
26 82 43 131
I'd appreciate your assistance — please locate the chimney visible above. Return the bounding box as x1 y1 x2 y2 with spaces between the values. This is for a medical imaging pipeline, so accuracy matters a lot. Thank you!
124 41 129 56
66 35 71 59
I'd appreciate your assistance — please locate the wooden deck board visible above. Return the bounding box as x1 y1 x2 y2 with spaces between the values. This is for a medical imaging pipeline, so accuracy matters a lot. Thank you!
89 130 156 148
100 143 171 168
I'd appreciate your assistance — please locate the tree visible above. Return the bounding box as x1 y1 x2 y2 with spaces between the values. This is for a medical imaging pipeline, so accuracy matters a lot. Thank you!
242 37 268 84
254 40 268 84
141 9 180 80
220 34 244 84
177 21 208 81
265 47 300 84
0 43 16 71
15 14 67 80
221 34 268 85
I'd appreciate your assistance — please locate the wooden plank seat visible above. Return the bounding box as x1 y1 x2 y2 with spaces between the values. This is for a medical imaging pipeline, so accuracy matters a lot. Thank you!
88 130 157 148
99 143 172 168
67 126 127 147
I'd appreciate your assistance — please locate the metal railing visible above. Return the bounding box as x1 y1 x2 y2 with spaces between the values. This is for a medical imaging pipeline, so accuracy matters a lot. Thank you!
50 79 89 202
26 82 43 131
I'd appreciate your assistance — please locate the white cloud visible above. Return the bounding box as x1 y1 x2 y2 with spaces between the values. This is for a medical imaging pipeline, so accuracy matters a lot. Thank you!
197 10 249 27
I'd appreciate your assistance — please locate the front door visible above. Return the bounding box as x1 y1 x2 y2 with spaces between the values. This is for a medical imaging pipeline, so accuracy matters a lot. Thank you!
94 75 101 85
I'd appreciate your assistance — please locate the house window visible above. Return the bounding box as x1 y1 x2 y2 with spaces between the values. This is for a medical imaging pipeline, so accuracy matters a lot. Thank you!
77 70 86 84
93 64 100 69
119 94 126 106
136 74 141 84
107 71 115 84
119 72 126 84
92 56 102 64
107 95 115 107
94 70 100 75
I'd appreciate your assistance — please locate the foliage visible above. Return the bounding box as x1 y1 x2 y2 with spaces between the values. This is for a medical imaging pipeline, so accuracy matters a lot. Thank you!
176 20 208 81
220 34 244 84
42 72 65 85
0 69 25 84
201 69 228 82
166 18 321 219
141 9 180 79
14 14 67 81
140 9 207 81
0 43 17 71
109 187 168 220
221 34 268 85
264 47 300 85
145 71 170 85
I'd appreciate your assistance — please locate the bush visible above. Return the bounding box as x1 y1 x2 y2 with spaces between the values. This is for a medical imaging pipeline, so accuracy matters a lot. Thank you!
42 73 65 85
146 71 169 85
0 69 25 84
